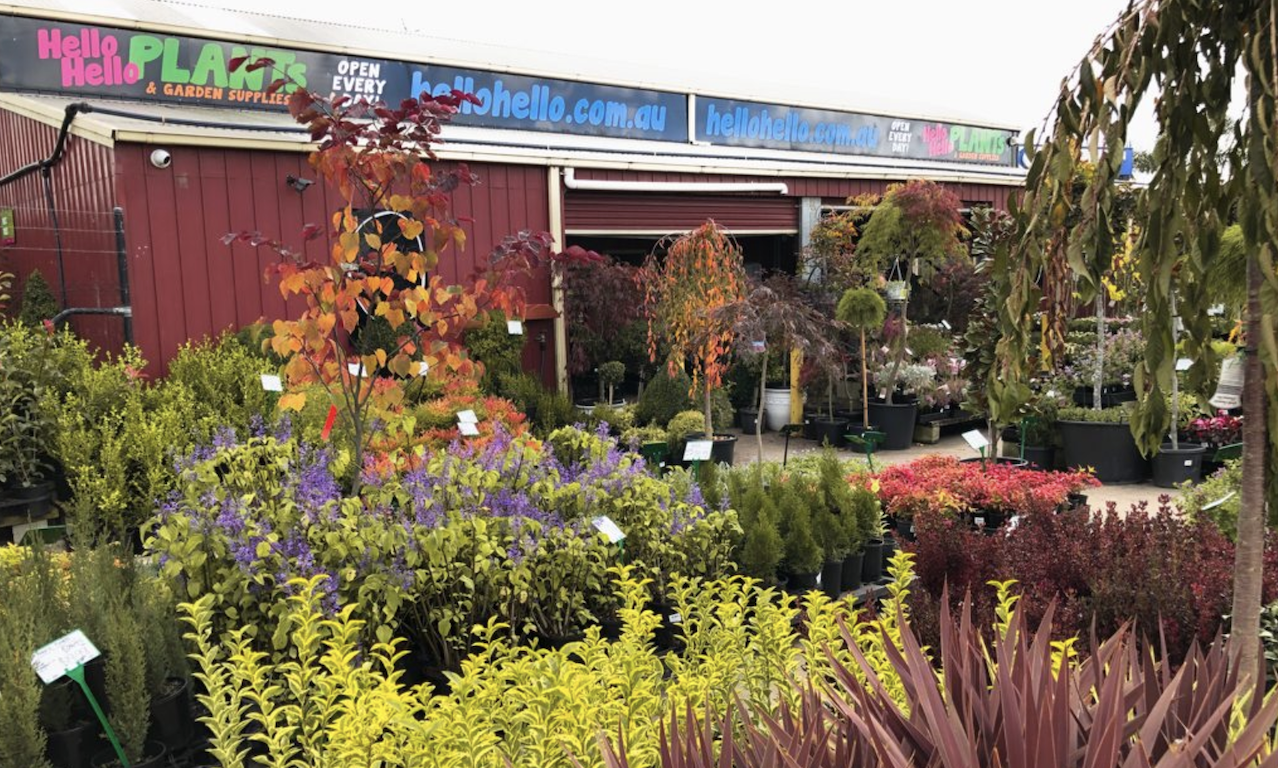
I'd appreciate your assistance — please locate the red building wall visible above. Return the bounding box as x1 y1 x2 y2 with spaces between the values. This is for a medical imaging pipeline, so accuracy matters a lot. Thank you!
112 144 554 375
0 109 123 352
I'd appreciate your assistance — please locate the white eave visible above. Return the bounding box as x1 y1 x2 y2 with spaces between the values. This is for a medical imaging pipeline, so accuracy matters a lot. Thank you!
0 93 1027 187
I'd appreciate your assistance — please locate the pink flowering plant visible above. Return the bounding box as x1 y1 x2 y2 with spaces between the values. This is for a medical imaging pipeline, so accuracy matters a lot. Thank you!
1186 411 1243 447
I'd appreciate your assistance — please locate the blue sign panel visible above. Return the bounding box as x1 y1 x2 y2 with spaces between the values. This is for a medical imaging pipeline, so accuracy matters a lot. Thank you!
696 97 1016 166
405 67 686 141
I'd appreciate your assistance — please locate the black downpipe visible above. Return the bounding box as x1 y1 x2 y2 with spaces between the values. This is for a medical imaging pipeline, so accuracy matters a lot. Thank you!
41 167 67 307
113 207 132 344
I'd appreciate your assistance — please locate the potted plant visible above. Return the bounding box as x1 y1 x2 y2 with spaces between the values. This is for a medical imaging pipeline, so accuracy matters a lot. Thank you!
1057 404 1150 483
775 481 822 593
710 274 842 463
1001 394 1061 469
836 287 887 434
730 469 783 585
596 360 626 408
856 180 967 451
0 322 59 506
643 222 745 462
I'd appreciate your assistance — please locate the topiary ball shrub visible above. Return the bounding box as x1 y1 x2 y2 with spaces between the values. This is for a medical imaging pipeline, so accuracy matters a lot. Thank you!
836 286 887 331
635 367 695 427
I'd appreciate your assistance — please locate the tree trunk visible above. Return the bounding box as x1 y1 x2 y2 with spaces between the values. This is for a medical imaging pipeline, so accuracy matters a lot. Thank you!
1169 291 1179 451
860 329 869 429
703 379 713 438
885 300 908 406
1093 292 1105 411
756 348 767 463
1231 252 1266 691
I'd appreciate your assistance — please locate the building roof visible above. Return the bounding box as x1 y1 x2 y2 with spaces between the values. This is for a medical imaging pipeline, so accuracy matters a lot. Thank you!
1 92 1027 187
0 0 1019 132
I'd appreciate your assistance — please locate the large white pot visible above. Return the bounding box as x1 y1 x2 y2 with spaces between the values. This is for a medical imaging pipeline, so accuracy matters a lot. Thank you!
762 387 793 432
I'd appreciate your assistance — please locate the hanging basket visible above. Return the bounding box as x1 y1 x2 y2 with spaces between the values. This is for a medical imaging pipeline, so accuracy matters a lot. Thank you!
885 280 909 302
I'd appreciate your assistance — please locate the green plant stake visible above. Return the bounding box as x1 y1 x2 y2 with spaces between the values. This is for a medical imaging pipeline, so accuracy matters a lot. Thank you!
66 664 129 768
31 631 129 768
846 430 885 470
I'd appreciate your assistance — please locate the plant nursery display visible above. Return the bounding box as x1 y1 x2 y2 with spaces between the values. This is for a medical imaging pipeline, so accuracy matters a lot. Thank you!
855 180 967 450
9 10 1278 767
642 221 746 449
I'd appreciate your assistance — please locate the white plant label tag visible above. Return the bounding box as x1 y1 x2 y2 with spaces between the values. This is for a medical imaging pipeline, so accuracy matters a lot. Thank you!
683 440 714 462
1176 358 1193 372
507 319 524 335
31 630 99 684
457 421 480 437
416 361 430 377
1210 357 1244 410
347 361 365 377
259 374 282 392
456 409 478 424
668 613 682 625
1184 459 1195 467
591 515 625 543
974 516 986 527
961 429 990 451
1203 491 1237 511
941 319 952 330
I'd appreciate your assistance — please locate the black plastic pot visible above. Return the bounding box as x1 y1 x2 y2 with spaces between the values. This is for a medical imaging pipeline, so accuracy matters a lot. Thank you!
841 551 864 592
820 559 843 599
1021 445 1055 470
1152 442 1207 488
684 433 737 466
960 456 1029 469
91 741 166 768
1072 384 1138 408
738 407 762 433
5 479 55 502
711 434 737 465
788 570 819 594
881 536 898 570
46 720 93 768
802 411 821 440
1058 420 1150 484
969 509 1007 532
867 402 918 451
812 417 849 448
860 538 885 583
150 677 193 754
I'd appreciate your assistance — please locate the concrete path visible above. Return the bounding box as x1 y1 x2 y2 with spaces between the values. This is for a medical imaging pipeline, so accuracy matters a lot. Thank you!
722 427 1180 514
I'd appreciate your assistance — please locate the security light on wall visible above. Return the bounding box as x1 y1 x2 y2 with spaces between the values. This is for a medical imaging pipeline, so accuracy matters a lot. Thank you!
285 175 315 192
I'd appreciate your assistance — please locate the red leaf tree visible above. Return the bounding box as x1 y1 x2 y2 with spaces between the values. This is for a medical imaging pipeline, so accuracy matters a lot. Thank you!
642 221 746 435
228 63 579 487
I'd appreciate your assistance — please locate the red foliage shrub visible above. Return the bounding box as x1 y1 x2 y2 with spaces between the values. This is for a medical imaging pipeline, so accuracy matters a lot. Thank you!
874 455 1098 525
906 498 1278 662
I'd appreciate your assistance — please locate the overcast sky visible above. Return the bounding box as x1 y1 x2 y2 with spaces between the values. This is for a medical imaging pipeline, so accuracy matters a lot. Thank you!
189 0 1156 149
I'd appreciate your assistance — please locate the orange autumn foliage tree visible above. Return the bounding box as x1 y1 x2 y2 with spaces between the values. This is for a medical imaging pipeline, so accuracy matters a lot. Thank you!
226 59 570 487
643 221 746 434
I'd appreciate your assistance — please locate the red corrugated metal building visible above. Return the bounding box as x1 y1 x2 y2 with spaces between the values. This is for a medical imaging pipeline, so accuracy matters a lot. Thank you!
0 3 1024 388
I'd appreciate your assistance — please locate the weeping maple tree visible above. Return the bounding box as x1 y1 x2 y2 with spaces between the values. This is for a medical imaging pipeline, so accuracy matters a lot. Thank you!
643 222 746 435
226 58 577 487
1013 0 1278 687
855 180 966 405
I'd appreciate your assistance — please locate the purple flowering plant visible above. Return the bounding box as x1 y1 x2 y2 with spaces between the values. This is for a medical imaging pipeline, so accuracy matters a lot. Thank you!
150 418 737 665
